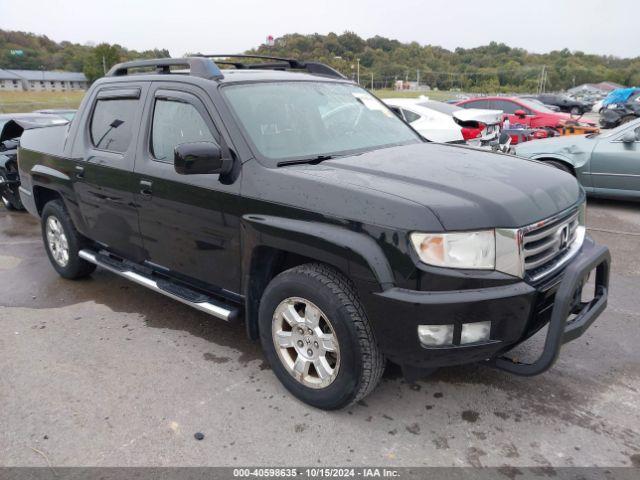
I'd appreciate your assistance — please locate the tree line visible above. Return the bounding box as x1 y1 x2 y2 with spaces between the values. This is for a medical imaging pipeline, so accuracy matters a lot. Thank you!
249 32 640 92
0 30 169 82
2 29 639 92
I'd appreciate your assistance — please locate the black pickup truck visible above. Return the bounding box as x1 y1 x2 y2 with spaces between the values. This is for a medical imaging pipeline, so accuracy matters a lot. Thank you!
17 56 610 409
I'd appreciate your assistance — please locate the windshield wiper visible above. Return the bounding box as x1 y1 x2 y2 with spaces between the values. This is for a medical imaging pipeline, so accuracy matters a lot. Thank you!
277 154 336 167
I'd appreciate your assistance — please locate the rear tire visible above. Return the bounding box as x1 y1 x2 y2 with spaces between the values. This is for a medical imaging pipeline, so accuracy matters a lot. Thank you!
41 200 96 279
259 263 385 409
1 192 16 210
545 160 574 176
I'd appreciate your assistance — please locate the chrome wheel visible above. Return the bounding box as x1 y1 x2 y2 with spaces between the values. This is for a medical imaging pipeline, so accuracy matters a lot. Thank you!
46 216 69 267
272 297 340 389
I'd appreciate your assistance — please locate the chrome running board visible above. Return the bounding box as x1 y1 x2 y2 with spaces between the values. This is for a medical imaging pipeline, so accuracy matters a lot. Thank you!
79 249 238 322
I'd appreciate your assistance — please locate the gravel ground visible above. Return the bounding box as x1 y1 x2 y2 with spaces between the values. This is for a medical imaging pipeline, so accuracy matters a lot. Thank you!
0 198 638 468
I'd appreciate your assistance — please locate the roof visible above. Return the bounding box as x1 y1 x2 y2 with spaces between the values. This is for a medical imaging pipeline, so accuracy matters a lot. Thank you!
94 68 350 88
105 56 347 84
216 69 347 83
0 69 23 80
568 81 625 93
0 69 86 82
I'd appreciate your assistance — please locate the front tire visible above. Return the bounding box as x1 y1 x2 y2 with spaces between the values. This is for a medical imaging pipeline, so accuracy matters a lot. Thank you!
41 200 96 279
259 263 385 409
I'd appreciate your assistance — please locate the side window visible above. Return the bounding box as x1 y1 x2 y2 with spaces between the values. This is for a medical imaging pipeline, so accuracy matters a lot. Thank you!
151 98 217 162
495 100 529 115
465 100 488 109
401 109 421 123
90 98 138 153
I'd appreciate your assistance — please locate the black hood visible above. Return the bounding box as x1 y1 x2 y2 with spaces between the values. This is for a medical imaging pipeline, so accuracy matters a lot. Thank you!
292 143 582 230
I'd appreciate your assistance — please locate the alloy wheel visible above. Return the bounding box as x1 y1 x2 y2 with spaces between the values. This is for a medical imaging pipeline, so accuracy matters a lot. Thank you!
46 216 70 267
272 297 340 389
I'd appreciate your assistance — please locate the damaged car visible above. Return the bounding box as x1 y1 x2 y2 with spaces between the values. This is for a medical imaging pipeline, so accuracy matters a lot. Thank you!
514 117 640 200
0 114 69 210
599 88 640 129
384 98 503 148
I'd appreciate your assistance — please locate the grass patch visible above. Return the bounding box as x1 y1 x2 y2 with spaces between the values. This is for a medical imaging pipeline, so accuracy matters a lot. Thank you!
0 89 464 114
0 91 86 114
372 89 459 101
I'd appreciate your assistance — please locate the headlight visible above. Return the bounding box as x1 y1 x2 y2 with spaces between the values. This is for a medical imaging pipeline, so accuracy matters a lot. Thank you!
410 231 495 270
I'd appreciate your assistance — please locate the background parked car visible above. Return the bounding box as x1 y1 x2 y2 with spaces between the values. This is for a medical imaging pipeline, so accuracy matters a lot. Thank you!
33 109 77 121
520 96 561 112
383 98 502 147
514 118 640 200
0 112 68 133
456 96 596 133
0 114 70 210
599 89 640 129
524 94 592 115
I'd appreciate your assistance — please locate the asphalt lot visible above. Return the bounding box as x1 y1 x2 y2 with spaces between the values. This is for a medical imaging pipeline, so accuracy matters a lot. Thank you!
0 198 639 468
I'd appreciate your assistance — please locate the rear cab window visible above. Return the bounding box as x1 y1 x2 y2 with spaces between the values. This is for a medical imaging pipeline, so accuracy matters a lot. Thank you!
89 88 141 153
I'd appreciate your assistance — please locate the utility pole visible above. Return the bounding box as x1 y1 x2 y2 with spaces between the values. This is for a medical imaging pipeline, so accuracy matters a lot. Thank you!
417 68 420 87
356 58 360 85
538 65 548 94
371 72 374 89
102 55 107 75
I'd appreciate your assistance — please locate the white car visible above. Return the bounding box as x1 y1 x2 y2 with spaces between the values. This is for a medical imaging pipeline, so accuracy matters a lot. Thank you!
383 97 503 147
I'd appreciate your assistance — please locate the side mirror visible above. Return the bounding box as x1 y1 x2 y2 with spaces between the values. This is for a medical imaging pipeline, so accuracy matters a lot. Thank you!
514 109 527 118
621 131 637 144
174 142 232 175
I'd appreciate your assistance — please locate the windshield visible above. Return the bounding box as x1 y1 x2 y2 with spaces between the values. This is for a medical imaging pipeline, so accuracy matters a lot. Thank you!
518 98 556 114
222 82 421 162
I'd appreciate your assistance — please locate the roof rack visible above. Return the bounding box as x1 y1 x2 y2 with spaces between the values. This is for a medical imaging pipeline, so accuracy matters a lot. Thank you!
106 58 224 80
193 54 346 79
105 55 346 81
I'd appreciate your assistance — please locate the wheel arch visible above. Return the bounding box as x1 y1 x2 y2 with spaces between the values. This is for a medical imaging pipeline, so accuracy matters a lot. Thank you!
532 155 579 176
241 215 395 340
32 185 64 214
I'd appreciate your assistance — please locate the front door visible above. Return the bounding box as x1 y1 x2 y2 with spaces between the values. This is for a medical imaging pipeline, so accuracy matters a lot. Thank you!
133 84 242 293
590 124 640 198
72 85 147 262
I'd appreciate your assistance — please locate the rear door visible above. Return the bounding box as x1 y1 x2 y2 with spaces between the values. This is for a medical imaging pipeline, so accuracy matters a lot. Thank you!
133 83 242 292
590 123 640 198
72 85 147 262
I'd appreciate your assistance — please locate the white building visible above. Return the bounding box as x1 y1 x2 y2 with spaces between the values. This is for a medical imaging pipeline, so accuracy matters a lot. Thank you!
0 69 88 92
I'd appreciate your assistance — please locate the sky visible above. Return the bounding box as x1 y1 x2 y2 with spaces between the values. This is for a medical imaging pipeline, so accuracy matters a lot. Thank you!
0 0 637 58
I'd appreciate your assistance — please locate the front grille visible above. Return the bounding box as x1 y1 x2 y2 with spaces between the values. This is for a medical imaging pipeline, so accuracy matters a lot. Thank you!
522 207 583 282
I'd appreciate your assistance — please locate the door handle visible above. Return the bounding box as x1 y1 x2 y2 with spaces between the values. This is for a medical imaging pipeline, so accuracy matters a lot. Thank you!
75 165 85 179
139 180 153 198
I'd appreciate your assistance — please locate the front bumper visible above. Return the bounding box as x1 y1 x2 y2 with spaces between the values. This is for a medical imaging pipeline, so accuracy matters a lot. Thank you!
362 235 610 374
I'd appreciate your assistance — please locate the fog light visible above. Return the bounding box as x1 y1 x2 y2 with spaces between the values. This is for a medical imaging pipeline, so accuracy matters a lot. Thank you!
461 321 491 344
418 324 453 346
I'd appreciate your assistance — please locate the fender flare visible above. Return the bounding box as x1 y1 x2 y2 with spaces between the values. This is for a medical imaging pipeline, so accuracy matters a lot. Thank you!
241 214 396 290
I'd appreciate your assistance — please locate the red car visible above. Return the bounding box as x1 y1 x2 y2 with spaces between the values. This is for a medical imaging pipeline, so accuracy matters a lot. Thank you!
456 96 596 131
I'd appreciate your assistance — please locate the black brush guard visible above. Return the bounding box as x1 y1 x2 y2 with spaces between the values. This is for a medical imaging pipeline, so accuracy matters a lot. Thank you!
490 242 611 376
